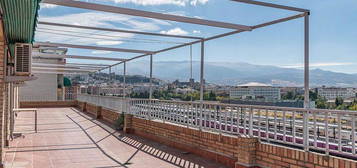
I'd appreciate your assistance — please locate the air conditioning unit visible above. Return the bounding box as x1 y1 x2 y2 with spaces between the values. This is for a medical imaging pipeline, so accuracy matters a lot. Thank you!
15 43 32 76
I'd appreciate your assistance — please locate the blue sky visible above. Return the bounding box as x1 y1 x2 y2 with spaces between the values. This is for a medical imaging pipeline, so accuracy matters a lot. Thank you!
36 0 357 74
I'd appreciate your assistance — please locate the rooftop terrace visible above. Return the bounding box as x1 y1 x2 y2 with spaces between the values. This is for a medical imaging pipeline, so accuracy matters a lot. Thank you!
5 107 226 168
1 0 357 167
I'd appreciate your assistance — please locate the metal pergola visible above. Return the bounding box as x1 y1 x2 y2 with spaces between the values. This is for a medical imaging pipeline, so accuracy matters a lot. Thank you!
35 0 310 111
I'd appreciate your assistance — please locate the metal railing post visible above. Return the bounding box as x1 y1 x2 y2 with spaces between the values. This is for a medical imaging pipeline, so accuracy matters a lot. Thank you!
148 100 152 120
303 110 309 151
249 107 253 137
352 115 356 155
35 110 38 133
324 112 329 155
9 83 14 139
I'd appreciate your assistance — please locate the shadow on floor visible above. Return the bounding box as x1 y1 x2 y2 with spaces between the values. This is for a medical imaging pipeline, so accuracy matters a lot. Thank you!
69 108 226 168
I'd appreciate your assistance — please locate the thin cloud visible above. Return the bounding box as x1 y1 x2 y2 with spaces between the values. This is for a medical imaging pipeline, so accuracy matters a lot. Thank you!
193 30 201 34
35 12 169 45
190 0 208 6
91 51 113 54
38 12 169 31
96 41 123 45
281 62 354 68
113 0 185 6
107 0 208 6
40 3 58 9
160 27 188 35
193 16 204 19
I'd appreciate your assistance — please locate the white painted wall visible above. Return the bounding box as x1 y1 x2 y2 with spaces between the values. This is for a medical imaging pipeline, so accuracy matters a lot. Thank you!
19 73 58 101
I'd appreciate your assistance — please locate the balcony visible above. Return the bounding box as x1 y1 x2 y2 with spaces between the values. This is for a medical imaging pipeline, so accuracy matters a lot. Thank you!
6 95 356 168
77 94 357 158
2 0 357 167
5 107 226 168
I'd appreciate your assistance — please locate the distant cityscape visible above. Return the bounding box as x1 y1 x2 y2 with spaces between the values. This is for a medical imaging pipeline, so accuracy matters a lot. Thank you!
67 73 357 110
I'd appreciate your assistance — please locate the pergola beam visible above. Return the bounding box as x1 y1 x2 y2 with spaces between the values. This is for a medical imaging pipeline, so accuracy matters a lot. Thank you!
66 63 110 67
252 13 307 29
231 0 309 13
32 62 109 68
32 67 97 72
42 0 252 31
39 0 309 110
103 12 304 70
38 21 204 40
33 53 127 61
34 42 153 54
32 62 110 67
33 64 102 70
32 71 89 75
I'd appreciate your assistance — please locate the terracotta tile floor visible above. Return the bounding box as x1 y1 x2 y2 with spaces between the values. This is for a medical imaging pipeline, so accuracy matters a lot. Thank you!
4 107 227 168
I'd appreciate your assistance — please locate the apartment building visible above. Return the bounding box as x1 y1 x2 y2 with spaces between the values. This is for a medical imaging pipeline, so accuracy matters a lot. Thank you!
230 82 281 101
317 86 356 100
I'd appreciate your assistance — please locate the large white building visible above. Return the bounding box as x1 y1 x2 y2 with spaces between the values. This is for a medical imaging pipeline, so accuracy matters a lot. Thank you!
317 87 355 100
230 82 281 101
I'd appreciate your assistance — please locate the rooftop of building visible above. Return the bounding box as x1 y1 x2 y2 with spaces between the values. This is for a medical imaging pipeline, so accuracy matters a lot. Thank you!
5 107 226 168
235 82 273 87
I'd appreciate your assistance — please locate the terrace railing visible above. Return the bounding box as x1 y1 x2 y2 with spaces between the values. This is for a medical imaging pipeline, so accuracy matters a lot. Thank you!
77 94 127 112
77 94 357 158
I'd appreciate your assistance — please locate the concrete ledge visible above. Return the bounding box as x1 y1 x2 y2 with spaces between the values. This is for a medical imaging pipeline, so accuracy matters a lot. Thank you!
20 101 77 108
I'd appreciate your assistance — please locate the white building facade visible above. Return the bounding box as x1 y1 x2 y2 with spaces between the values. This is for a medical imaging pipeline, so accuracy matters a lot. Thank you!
230 83 281 101
317 87 355 100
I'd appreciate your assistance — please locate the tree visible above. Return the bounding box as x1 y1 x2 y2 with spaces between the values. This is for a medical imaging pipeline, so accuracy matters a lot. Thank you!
309 91 318 101
336 104 348 110
335 97 344 107
348 99 357 111
284 91 294 100
316 97 328 109
349 104 357 111
208 91 217 101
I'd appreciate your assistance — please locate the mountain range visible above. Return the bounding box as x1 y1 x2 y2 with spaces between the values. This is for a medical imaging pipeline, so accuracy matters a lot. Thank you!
118 61 357 87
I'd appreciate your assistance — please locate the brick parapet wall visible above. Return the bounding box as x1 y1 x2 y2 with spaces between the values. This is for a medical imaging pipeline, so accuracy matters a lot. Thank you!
85 103 99 117
0 20 5 167
256 143 357 168
101 107 120 124
124 114 133 133
76 101 120 124
77 101 86 112
131 117 247 167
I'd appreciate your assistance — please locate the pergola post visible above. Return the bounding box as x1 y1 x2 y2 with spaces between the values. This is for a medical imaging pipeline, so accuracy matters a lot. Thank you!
123 61 126 98
304 14 310 108
149 54 153 100
199 41 205 102
303 13 310 152
199 41 205 130
190 45 193 102
109 67 112 81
